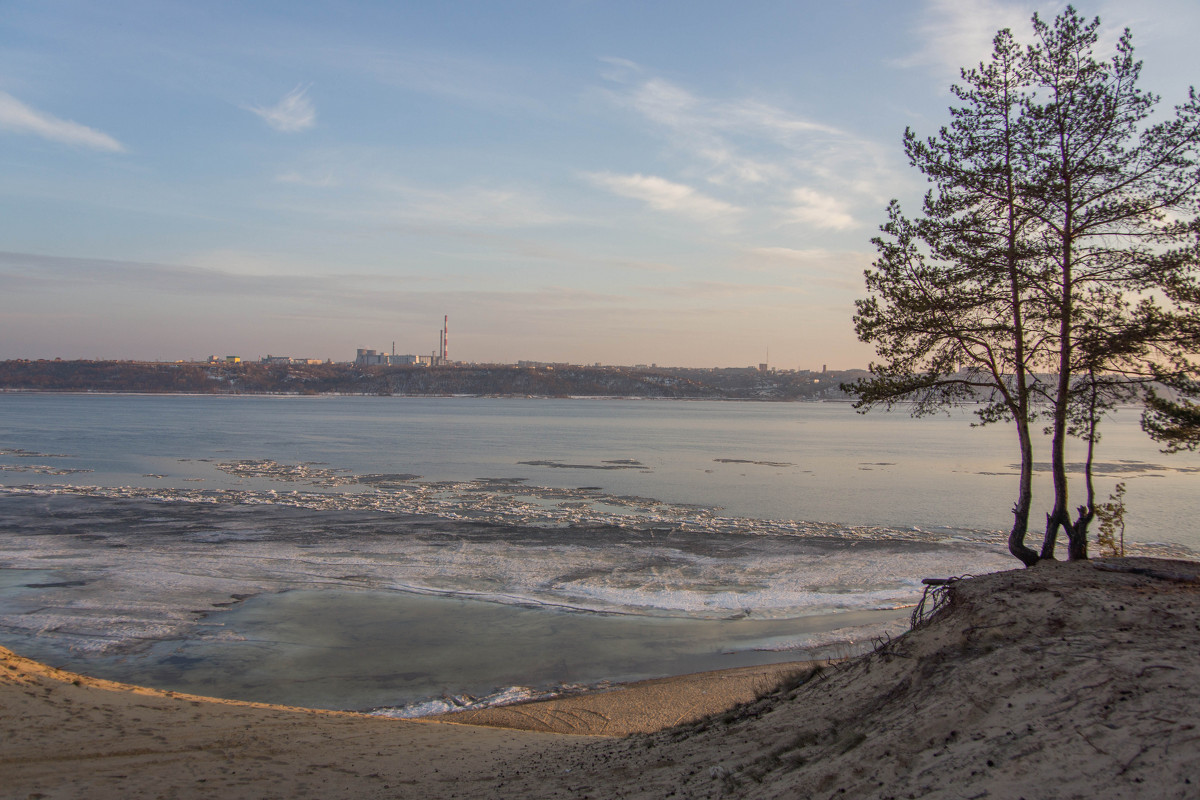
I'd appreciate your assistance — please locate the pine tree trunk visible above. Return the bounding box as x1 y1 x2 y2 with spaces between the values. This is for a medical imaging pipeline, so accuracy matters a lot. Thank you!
1009 403 1040 566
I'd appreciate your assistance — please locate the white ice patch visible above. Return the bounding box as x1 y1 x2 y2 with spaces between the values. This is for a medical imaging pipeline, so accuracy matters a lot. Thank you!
0 474 1021 653
370 684 594 719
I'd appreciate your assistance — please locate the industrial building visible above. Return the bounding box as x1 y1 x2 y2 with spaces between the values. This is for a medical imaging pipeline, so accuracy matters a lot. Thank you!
355 315 450 367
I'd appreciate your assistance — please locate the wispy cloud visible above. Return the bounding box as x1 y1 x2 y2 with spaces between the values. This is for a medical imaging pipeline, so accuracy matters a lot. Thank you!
787 188 857 231
623 77 842 143
584 172 742 222
0 91 124 152
896 0 1037 76
247 85 316 133
614 77 833 188
595 63 896 232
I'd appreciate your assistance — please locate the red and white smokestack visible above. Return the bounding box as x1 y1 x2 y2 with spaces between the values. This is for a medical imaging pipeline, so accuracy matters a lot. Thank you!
443 314 448 361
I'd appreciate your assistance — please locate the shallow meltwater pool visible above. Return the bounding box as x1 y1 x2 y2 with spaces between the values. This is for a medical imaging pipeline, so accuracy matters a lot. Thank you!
6 588 907 713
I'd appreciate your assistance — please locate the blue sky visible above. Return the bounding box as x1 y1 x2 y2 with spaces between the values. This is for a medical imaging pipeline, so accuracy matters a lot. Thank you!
2 0 1198 367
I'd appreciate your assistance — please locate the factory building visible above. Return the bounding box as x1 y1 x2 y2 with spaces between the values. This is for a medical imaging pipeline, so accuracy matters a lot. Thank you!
355 315 450 367
354 349 429 367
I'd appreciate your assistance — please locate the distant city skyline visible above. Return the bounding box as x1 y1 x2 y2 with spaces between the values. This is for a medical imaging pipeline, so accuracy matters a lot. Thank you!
39 349 846 374
3 1 1198 368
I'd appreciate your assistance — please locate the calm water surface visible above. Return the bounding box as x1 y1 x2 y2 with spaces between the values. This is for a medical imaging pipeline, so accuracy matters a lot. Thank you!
0 394 1195 711
4 393 1195 534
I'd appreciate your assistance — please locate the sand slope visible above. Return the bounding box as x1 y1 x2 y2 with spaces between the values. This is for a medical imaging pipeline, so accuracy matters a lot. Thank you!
501 557 1200 799
3 557 1198 799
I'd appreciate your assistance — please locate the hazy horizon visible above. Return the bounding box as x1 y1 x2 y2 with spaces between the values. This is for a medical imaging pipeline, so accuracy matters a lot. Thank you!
3 1 1198 369
0 352 871 372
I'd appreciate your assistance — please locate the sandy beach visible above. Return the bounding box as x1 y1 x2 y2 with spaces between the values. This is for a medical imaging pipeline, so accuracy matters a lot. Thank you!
3 557 1198 799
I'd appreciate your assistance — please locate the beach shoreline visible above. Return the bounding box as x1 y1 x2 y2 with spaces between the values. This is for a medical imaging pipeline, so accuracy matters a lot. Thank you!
0 644 816 799
0 644 819 734
5 557 1198 799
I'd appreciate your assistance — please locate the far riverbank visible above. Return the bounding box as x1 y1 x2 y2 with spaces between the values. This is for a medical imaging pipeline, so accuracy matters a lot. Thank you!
0 358 867 399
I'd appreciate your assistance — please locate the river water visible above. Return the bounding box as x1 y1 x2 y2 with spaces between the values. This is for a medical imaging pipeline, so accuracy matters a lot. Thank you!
0 394 1195 712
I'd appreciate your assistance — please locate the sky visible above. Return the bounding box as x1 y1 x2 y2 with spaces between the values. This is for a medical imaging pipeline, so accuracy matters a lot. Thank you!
2 1 1198 368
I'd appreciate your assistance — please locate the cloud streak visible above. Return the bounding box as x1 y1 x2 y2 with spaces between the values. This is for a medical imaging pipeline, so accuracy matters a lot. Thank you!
585 172 742 222
0 91 124 152
896 0 1037 77
247 85 316 132
595 64 899 233
605 71 860 180
787 188 857 231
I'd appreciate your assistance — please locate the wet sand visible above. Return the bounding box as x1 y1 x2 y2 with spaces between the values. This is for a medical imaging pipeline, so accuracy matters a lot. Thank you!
434 661 825 736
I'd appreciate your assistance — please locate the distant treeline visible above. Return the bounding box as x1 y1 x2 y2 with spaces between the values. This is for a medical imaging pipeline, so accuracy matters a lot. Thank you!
0 360 867 400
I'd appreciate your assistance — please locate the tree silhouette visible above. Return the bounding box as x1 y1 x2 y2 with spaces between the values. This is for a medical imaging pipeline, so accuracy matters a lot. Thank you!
849 6 1200 565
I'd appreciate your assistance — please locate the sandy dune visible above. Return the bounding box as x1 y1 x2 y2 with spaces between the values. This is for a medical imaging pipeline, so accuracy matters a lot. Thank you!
3 557 1198 799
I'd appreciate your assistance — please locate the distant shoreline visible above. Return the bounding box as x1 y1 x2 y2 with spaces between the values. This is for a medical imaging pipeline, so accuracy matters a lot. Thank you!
0 359 866 400
0 387 855 402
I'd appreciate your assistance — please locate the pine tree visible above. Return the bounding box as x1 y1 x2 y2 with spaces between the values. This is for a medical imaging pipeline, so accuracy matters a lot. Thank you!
848 29 1047 565
849 6 1200 565
1022 8 1200 559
